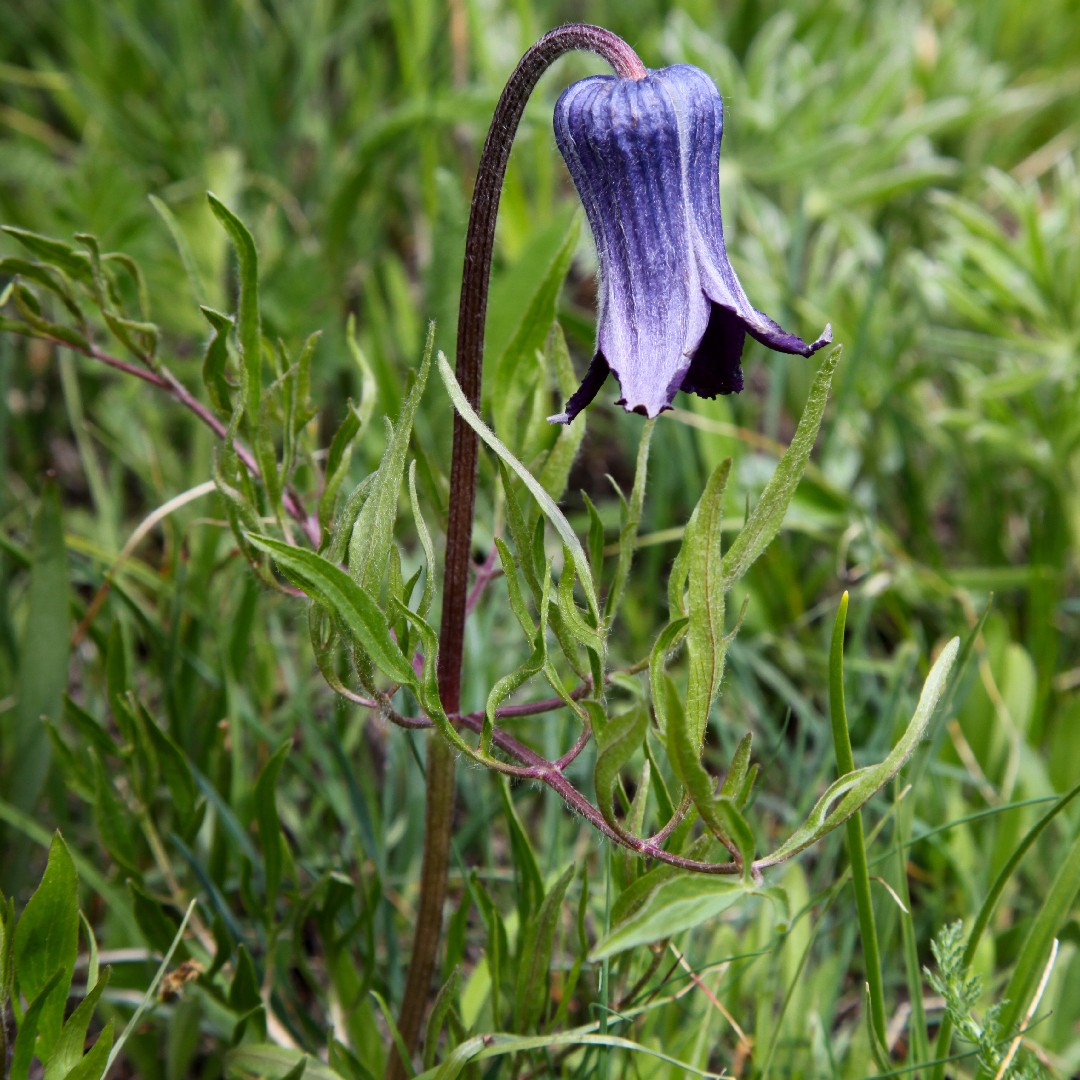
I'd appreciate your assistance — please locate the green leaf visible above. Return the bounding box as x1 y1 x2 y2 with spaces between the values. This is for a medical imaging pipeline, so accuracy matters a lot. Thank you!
496 778 544 924
254 740 292 917
43 968 110 1080
229 944 261 1013
0 892 13 1005
141 710 198 825
482 593 549 756
488 210 579 442
438 352 599 621
11 968 65 1080
594 704 649 837
996 813 1080 1042
604 418 655 623
514 864 575 1032
760 637 960 867
719 733 754 803
1 227 94 284
199 306 235 415
469 874 509 1027
58 1020 113 1080
7 481 69 839
319 402 363 531
591 874 756 961
683 458 731 749
149 193 206 302
245 535 416 688
0 258 84 321
13 833 79 1058
224 1044 340 1080
128 883 187 958
104 897 196 1072
535 325 587 504
349 327 432 592
207 193 261 423
721 346 840 589
423 968 462 1072
407 461 437 620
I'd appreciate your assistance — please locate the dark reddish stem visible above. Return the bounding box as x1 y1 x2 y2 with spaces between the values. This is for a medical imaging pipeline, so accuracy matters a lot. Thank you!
387 25 646 1079
43 334 322 547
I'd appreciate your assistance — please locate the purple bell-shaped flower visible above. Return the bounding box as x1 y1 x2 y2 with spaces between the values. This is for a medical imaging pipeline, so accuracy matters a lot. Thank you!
550 64 831 423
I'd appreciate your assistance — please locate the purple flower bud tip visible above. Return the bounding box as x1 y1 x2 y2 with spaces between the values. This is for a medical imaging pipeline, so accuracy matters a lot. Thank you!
549 64 832 424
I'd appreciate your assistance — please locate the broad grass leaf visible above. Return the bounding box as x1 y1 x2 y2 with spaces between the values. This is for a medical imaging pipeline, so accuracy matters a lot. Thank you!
7 481 68 840
42 968 110 1080
13 833 79 1058
591 874 754 961
11 968 65 1080
223 1044 339 1079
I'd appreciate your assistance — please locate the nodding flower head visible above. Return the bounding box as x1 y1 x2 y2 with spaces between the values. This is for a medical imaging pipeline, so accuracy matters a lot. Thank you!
549 64 831 424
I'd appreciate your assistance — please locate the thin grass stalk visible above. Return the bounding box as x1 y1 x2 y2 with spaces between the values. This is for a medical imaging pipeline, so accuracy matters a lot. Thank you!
829 593 890 1067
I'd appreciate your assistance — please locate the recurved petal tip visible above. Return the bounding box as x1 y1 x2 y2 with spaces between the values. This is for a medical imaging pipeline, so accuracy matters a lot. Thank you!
807 323 833 355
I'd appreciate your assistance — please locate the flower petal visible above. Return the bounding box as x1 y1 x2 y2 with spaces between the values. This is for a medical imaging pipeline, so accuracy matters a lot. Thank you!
554 73 707 419
657 64 832 360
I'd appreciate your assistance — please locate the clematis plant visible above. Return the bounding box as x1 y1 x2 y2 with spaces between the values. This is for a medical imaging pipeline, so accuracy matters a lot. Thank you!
0 23 959 1076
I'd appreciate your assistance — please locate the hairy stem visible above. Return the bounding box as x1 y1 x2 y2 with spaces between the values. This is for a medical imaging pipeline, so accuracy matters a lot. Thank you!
387 24 646 1078
36 333 322 547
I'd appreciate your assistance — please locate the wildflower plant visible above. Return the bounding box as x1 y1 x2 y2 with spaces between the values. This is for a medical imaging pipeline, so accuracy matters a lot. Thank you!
0 20 983 1079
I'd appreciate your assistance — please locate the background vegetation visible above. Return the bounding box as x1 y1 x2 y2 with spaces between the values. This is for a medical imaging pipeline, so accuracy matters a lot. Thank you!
2 0 1078 1076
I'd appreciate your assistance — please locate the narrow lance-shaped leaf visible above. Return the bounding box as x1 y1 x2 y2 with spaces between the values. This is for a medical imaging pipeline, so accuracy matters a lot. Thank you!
207 193 261 424
721 346 840 588
254 740 293 920
1 226 95 284
42 967 111 1080
349 326 433 591
481 562 552 756
514 865 575 1032
760 636 960 867
536 325 587 505
439 351 599 621
604 417 655 623
244 534 416 688
593 703 649 838
683 459 731 749
591 874 756 962
319 402 362 531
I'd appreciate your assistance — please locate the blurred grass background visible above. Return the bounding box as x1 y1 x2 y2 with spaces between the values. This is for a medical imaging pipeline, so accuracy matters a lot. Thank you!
2 0 1079 1076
